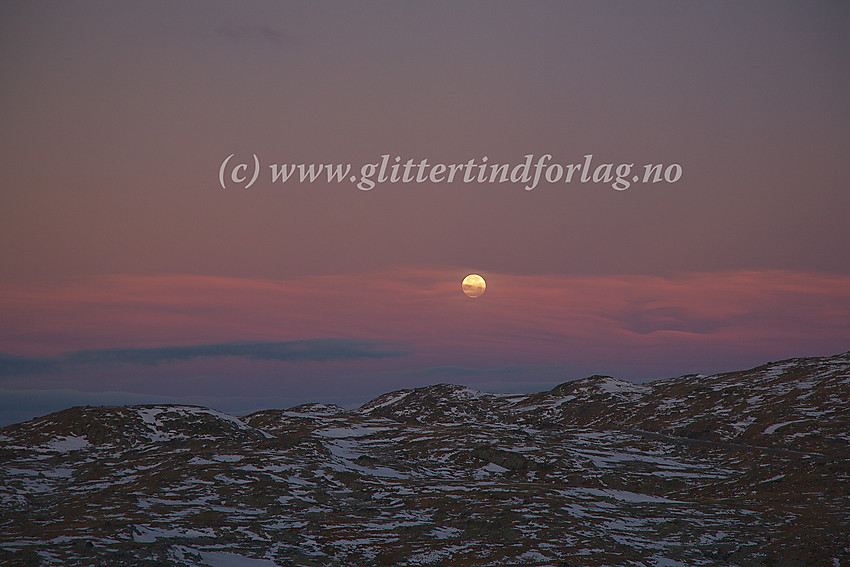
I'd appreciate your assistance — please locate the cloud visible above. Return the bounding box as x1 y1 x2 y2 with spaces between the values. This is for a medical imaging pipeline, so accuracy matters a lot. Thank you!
1 269 848 383
616 306 727 335
0 338 407 379
0 353 60 377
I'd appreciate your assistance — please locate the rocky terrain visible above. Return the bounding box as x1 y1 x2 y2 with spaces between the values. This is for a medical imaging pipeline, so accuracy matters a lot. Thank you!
1 352 848 566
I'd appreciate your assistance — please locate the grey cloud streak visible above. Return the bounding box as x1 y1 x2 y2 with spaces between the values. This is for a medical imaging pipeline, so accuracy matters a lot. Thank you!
0 339 407 379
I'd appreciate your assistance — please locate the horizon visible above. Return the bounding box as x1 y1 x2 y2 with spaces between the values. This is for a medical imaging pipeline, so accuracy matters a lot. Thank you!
4 349 847 428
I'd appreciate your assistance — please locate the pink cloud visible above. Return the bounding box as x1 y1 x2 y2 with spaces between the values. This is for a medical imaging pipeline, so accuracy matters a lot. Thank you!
0 269 847 378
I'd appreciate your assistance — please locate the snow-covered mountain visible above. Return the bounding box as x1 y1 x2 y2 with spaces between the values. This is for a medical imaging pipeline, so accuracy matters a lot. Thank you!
2 353 848 566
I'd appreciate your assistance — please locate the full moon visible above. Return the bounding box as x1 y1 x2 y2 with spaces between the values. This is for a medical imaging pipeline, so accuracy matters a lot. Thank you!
461 274 486 298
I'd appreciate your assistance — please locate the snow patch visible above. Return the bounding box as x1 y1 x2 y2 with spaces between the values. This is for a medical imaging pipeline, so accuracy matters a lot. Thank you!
596 378 651 396
763 420 803 434
362 391 412 411
212 454 243 462
199 551 281 567
132 525 214 542
43 435 90 452
569 487 684 504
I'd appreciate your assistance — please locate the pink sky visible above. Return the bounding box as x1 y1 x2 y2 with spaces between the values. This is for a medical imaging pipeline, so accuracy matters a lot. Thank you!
2 269 846 387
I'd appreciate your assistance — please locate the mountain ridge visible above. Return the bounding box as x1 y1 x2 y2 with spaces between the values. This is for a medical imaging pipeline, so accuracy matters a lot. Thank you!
1 352 848 566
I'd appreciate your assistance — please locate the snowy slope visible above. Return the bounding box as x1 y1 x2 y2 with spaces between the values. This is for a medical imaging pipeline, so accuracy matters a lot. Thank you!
1 353 848 566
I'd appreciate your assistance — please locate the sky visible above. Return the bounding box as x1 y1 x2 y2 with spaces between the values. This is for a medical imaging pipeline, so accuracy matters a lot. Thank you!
1 1 849 426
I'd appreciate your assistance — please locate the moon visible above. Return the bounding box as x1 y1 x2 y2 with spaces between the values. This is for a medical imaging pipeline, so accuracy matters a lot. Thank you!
462 274 486 298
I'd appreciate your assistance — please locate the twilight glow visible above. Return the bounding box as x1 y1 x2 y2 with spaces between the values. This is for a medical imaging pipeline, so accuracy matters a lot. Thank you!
1 3 848 425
